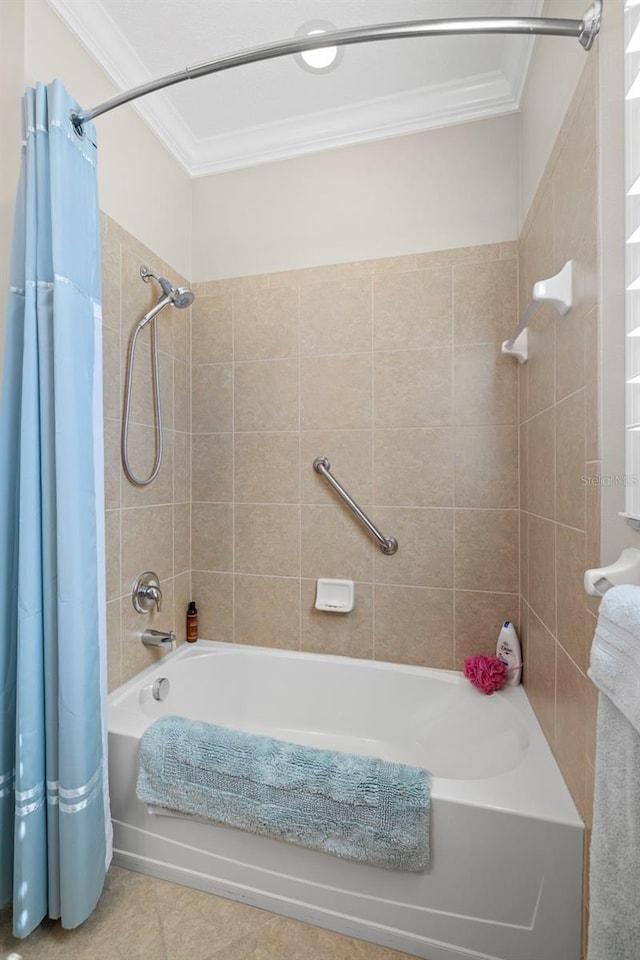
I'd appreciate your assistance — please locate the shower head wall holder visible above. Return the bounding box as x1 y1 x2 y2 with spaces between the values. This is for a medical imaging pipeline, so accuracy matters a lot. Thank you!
502 260 574 364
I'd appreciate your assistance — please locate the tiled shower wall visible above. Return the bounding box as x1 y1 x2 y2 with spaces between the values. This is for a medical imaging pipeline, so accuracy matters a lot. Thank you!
189 243 520 665
101 213 192 689
517 53 599 948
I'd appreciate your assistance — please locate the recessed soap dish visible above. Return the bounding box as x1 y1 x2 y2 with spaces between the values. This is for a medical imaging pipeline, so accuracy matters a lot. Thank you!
315 579 354 613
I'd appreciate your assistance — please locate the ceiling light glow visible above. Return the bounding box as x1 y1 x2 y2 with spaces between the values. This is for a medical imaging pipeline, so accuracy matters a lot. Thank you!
294 21 344 74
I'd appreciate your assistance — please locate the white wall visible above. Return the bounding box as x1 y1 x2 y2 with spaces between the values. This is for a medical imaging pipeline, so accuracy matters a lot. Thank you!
23 0 192 279
519 0 591 225
0 0 25 394
191 113 520 281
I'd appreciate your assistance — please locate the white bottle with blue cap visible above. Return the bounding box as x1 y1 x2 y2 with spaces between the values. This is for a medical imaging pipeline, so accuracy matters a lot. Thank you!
496 621 522 686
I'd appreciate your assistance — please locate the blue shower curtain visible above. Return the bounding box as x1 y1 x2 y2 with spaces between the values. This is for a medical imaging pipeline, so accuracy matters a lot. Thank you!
0 80 111 938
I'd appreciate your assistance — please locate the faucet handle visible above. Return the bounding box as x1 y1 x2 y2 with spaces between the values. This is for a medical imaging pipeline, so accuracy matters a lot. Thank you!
132 571 163 614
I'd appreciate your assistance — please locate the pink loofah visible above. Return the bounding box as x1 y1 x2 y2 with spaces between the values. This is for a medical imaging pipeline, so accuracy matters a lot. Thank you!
463 655 509 695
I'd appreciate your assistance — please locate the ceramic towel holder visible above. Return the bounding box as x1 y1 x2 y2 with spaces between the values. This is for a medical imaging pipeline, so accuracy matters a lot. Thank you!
502 260 574 364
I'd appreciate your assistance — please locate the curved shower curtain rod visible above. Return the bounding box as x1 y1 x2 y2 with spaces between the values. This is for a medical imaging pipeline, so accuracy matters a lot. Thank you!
70 1 602 137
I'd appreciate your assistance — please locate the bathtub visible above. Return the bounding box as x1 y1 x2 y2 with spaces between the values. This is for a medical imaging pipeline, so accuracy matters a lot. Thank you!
108 640 583 960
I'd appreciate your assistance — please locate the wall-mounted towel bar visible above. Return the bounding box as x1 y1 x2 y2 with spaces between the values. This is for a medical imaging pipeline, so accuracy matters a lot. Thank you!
502 260 574 364
313 458 398 555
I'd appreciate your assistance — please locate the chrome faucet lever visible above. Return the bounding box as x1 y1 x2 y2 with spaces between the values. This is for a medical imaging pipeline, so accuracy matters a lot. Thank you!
141 583 162 612
132 571 163 613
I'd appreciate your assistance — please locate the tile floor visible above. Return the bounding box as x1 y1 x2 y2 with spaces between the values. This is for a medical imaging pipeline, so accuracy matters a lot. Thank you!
0 866 414 959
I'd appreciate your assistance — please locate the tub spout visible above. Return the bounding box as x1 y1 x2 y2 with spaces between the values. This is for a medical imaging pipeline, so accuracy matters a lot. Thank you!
142 629 175 651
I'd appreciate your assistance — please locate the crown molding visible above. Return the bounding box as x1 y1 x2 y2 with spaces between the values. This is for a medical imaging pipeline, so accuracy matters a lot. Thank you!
187 71 518 176
48 0 523 179
48 0 196 173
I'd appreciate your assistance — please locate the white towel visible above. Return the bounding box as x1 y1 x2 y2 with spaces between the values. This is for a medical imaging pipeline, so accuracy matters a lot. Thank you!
588 585 640 960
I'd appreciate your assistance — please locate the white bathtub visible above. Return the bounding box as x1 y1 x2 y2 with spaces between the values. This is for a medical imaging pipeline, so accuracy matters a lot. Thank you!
108 640 583 960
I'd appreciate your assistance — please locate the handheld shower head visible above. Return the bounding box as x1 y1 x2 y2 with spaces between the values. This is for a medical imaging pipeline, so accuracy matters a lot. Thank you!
172 286 194 309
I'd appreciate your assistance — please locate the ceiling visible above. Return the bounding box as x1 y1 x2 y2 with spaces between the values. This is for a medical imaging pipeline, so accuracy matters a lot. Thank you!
49 0 544 177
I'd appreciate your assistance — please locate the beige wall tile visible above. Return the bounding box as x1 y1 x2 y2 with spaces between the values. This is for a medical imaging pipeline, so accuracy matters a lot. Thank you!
528 514 556 635
191 570 234 642
173 430 191 504
234 286 299 361
556 525 587 673
519 344 529 424
301 430 373 505
191 502 233 573
521 183 554 310
555 303 586 402
301 504 375 583
374 585 453 668
192 363 233 434
120 244 159 343
555 389 586 530
524 608 556 748
191 293 232 364
373 267 452 350
373 507 453 588
174 502 190 577
526 307 556 417
453 258 517 344
122 331 173 430
101 217 121 332
554 145 597 277
174 303 191 364
520 420 528 511
301 354 372 430
454 344 518 426
454 591 519 668
520 509 529 603
102 323 121 421
300 277 371 356
235 432 299 504
527 407 555 520
105 509 121 602
235 503 300 578
120 504 173 597
455 425 518 509
174 358 191 434
121 425 173 508
192 433 233 502
234 575 300 649
300 579 373 659
454 509 519 593
585 307 600 462
235 358 299 432
374 428 454 507
173 571 191 644
374 347 452 428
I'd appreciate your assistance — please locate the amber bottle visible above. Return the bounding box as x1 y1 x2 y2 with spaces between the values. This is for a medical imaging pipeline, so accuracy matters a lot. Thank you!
186 600 198 643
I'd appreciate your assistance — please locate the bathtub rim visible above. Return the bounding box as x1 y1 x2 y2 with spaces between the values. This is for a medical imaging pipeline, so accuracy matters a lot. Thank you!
108 638 583 828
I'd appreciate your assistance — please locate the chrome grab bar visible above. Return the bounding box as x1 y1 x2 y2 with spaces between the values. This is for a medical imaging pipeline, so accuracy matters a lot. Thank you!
313 458 398 556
